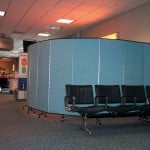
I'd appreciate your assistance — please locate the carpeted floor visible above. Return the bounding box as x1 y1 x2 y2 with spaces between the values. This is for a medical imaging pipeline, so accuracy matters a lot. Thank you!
0 94 150 150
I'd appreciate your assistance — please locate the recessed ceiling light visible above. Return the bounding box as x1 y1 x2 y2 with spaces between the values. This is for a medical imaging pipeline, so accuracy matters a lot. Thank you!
0 11 5 16
56 19 74 24
48 25 62 30
37 33 50 37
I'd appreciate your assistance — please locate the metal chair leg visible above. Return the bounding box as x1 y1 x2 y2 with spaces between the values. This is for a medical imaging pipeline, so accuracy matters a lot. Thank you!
96 118 102 125
139 116 150 122
81 114 92 135
38 111 47 118
61 114 68 122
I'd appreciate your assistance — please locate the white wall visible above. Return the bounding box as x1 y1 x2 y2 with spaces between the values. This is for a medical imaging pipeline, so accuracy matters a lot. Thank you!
80 3 150 43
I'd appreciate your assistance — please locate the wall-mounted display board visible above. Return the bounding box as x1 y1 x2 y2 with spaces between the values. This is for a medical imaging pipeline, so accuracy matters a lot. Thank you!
27 38 150 114
18 52 28 100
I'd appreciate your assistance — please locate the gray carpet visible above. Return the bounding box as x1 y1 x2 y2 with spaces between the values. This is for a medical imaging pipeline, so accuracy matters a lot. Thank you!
0 94 150 150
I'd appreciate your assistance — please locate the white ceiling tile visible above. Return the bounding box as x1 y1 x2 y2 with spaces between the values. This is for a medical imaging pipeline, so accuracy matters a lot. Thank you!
0 0 150 57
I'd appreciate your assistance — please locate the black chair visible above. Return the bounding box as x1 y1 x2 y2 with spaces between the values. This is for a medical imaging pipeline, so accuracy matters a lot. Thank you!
141 86 150 119
122 85 147 117
146 86 150 102
64 84 105 135
95 85 136 117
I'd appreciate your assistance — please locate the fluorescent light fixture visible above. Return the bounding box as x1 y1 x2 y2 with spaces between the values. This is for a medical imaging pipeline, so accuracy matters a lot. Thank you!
48 25 62 30
37 33 50 37
0 11 5 16
56 18 74 24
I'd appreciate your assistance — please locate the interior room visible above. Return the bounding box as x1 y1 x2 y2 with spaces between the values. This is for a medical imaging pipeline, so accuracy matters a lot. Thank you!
0 0 150 149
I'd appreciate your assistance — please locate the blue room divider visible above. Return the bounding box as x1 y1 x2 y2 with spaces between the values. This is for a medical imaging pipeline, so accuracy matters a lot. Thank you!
27 38 150 114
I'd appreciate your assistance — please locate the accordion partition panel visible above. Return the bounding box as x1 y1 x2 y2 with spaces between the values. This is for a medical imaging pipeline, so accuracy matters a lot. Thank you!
27 43 38 109
144 43 150 85
27 38 150 114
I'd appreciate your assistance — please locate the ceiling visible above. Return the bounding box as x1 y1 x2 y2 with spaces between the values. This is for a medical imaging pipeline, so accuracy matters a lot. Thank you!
0 0 150 58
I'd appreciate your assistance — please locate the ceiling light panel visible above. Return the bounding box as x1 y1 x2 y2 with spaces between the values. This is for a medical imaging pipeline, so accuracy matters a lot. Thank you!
56 19 74 24
37 33 50 37
48 25 62 30
0 11 5 16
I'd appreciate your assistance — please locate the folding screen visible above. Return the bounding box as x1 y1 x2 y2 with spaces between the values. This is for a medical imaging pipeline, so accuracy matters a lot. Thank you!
36 41 50 112
72 39 99 85
123 41 144 85
99 39 124 85
49 39 99 113
144 43 150 85
28 43 38 108
27 38 150 114
49 39 73 113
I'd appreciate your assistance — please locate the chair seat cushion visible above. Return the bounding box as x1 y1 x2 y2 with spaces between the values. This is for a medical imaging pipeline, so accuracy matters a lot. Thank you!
76 106 105 115
108 105 136 113
138 104 150 111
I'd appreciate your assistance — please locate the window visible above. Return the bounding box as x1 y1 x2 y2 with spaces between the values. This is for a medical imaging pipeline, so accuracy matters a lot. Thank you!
101 33 118 39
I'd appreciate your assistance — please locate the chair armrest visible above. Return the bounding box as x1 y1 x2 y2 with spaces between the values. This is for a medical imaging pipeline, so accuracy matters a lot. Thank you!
64 96 71 110
72 96 76 107
121 96 126 105
64 96 77 111
121 96 137 105
133 97 137 104
146 97 150 104
94 98 99 106
95 96 108 108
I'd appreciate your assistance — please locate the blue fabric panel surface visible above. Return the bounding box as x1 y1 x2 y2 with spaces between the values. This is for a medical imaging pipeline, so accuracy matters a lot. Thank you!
27 43 38 108
37 41 50 112
73 39 99 85
49 39 73 114
99 39 124 85
144 43 150 85
124 41 144 85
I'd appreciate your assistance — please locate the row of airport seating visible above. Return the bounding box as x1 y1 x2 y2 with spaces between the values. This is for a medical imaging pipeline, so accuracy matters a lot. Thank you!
64 85 150 135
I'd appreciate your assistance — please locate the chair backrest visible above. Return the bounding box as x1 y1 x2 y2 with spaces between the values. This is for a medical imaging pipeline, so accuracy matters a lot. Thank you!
65 84 94 104
146 86 150 97
65 84 72 97
95 85 121 103
0 78 9 88
122 85 146 103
